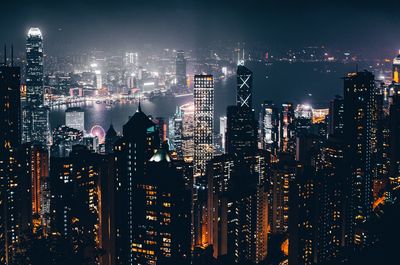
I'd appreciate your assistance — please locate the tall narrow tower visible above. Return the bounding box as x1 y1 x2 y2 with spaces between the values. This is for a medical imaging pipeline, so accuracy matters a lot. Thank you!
193 75 214 179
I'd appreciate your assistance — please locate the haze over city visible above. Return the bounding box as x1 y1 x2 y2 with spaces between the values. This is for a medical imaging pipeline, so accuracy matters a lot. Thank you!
0 1 399 265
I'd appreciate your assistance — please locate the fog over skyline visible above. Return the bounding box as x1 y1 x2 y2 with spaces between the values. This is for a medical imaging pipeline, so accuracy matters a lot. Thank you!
2 0 400 57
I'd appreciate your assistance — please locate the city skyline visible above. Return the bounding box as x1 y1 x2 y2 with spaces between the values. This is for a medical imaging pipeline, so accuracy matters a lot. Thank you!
1 3 400 265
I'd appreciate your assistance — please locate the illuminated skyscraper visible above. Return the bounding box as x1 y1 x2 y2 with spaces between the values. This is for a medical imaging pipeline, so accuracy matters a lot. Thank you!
180 103 194 162
65 107 85 132
26 28 44 105
130 147 191 265
23 27 49 146
236 65 253 109
279 103 295 154
175 50 187 94
113 105 160 265
259 100 279 153
0 63 21 264
226 66 257 155
343 71 375 246
393 51 400 84
18 143 50 234
50 145 109 262
327 96 344 137
193 75 214 178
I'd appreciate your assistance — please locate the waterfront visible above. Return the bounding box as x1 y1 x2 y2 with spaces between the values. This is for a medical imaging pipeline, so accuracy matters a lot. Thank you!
49 61 369 133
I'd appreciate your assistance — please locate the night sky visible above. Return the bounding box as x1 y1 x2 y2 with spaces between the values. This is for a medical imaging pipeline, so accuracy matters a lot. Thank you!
2 0 400 56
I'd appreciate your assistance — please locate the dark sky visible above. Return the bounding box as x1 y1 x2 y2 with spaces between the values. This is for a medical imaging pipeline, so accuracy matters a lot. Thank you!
2 0 400 57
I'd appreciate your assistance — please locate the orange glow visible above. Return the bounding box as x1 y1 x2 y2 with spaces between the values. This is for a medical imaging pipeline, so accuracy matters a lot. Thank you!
372 195 385 210
281 239 289 256
394 70 399 83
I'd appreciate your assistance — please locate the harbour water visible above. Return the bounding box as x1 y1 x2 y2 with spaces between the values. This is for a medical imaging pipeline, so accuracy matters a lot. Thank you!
50 61 364 134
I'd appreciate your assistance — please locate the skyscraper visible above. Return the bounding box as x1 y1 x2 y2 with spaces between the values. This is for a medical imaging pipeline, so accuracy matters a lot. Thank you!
343 71 375 246
176 50 187 94
65 107 85 132
259 100 279 153
193 75 214 178
26 28 44 106
226 66 257 155
23 27 49 146
393 51 400 84
236 65 253 109
279 103 295 154
327 96 344 137
130 147 191 265
113 105 160 265
0 63 21 264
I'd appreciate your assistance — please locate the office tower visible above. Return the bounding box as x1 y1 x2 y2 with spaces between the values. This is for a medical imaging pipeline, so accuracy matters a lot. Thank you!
176 50 187 94
343 71 375 246
226 66 257 155
23 27 49 146
181 103 194 162
130 147 191 265
169 107 183 158
269 153 296 234
219 116 227 153
327 96 344 137
259 100 279 153
65 107 85 132
125 52 138 68
294 104 313 135
95 70 102 89
17 143 50 234
236 65 253 109
279 103 295 154
51 125 84 157
105 124 119 155
26 28 44 105
393 51 400 84
113 105 160 265
50 145 109 263
83 135 99 153
0 63 21 264
193 75 214 178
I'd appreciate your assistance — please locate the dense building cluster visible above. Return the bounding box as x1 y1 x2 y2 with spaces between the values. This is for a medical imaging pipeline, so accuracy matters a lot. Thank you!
1 27 400 265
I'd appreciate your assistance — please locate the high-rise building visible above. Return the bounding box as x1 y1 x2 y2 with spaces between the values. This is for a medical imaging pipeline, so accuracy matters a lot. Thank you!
105 124 119 155
23 27 49 146
113 104 160 265
176 50 187 94
181 103 194 162
193 75 214 178
0 63 21 264
26 28 44 106
328 96 344 137
226 66 257 155
51 125 84 157
269 153 296 234
259 100 279 153
207 152 269 264
130 147 191 265
343 71 375 246
50 145 109 263
65 107 85 132
219 116 227 153
169 107 184 158
389 94 400 189
279 103 295 154
393 51 400 84
17 143 50 234
236 65 253 109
